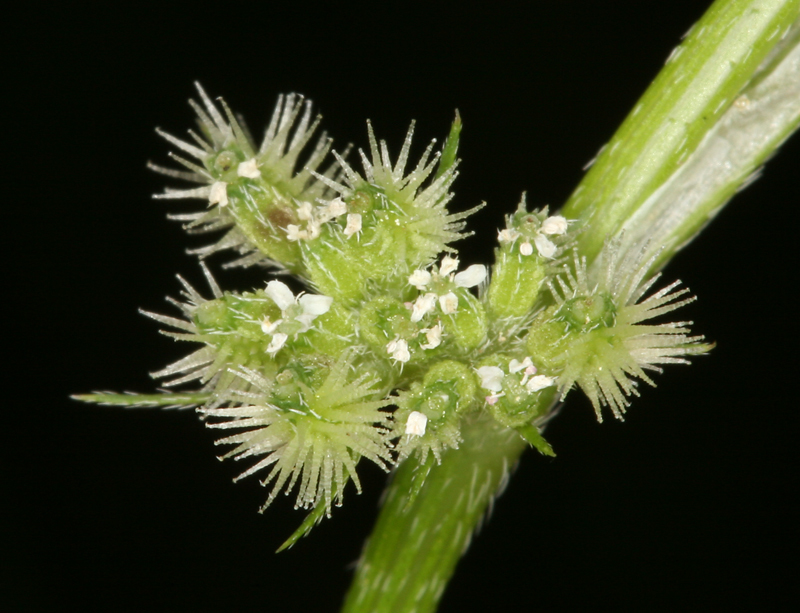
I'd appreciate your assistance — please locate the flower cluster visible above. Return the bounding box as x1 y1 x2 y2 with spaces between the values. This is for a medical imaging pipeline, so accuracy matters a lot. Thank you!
151 85 340 271
380 256 489 365
497 211 569 259
284 197 349 242
77 87 711 540
486 198 573 322
260 280 332 354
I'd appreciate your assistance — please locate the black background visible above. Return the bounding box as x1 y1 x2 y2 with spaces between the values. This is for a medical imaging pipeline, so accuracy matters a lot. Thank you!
6 2 798 611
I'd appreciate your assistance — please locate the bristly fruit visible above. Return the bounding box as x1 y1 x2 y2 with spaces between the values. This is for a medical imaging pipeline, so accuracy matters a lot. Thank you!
76 85 712 537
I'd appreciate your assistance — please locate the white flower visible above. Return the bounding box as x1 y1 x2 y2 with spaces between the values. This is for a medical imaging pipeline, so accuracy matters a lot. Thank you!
498 228 521 243
285 224 308 241
387 338 411 363
284 201 323 241
296 201 314 220
264 281 332 335
439 256 460 276
316 197 347 224
405 411 428 436
344 213 362 238
519 241 534 256
534 235 557 259
438 292 459 314
526 375 557 392
408 269 432 289
209 181 228 207
266 333 288 355
540 215 568 235
511 356 538 386
454 264 487 288
306 220 322 240
294 296 332 331
508 357 534 374
476 366 505 393
325 197 347 218
411 293 438 322
263 281 331 349
265 281 296 311
237 158 261 179
260 316 281 334
298 293 333 316
420 323 443 350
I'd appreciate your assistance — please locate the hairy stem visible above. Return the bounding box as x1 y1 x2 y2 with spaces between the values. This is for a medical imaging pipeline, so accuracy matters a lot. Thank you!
341 413 527 613
563 0 799 268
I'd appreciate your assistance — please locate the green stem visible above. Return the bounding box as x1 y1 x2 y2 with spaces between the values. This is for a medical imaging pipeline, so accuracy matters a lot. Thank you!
341 413 526 613
563 0 799 267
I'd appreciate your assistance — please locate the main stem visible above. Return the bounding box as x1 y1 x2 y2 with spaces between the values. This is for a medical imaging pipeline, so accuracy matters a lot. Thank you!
341 413 527 613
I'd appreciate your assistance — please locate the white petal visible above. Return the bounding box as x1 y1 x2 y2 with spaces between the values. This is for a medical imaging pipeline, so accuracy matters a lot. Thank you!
265 281 296 311
498 228 520 243
209 181 228 207
387 338 410 363
540 215 568 235
260 317 281 334
294 313 316 332
508 357 533 374
476 366 505 392
408 269 432 288
298 293 333 316
237 158 261 179
420 324 443 350
410 293 437 322
519 241 534 256
326 197 347 218
454 264 487 288
526 375 556 392
296 201 314 220
306 220 321 240
285 224 307 241
533 235 557 259
344 213 362 238
405 411 428 436
439 256 459 276
438 292 459 314
267 333 288 355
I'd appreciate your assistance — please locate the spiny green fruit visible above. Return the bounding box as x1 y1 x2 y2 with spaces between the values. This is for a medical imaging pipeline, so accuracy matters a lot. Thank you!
548 246 712 421
152 84 340 272
200 350 394 515
394 360 479 464
486 197 571 320
301 120 484 304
